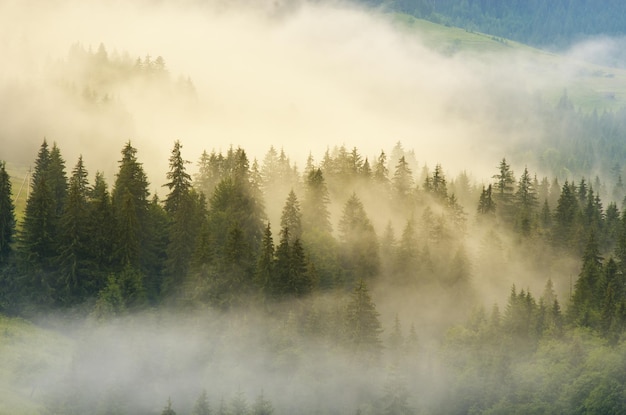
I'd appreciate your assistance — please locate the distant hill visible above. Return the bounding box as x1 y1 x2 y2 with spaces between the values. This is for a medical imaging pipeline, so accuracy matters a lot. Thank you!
360 0 626 49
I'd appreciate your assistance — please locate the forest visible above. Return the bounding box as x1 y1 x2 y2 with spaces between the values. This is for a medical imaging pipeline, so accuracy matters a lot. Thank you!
3 0 626 414
362 0 626 49
3 131 626 413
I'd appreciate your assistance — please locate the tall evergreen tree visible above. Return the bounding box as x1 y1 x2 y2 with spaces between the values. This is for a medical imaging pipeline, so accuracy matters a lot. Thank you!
392 156 414 202
552 181 580 250
569 233 603 327
0 161 15 264
111 142 150 271
280 190 302 243
163 141 203 297
477 184 496 217
192 390 212 415
515 167 537 235
338 193 379 285
163 140 192 215
57 156 91 304
21 140 58 270
345 279 383 360
492 158 515 222
302 168 332 235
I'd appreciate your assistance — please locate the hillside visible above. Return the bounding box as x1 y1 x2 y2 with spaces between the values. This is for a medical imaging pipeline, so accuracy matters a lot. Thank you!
0 316 72 415
362 0 626 49
392 13 626 112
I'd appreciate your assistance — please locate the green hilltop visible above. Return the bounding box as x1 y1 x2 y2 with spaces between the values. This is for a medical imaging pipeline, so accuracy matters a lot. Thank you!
392 13 626 112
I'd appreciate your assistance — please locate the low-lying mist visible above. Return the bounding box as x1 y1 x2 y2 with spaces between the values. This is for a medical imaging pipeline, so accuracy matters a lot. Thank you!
2 0 621 186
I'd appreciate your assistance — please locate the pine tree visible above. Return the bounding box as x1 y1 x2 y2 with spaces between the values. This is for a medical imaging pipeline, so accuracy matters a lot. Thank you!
569 233 603 327
163 140 192 215
477 184 496 217
0 161 15 264
111 142 150 270
425 163 447 200
21 140 57 269
230 389 249 415
345 279 383 359
515 167 537 235
552 181 580 250
192 390 212 415
302 168 332 235
280 190 302 243
492 158 515 222
374 150 389 184
57 156 91 304
163 141 203 297
252 391 274 415
256 223 275 299
86 172 114 278
392 156 414 202
161 398 176 415
338 193 379 285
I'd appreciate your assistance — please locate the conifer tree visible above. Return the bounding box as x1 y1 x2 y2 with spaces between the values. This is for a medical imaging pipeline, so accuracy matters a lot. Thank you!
345 279 383 359
374 150 390 184
280 190 302 243
477 184 496 217
192 390 211 415
230 389 249 415
163 140 192 215
569 233 603 327
302 168 332 235
161 398 176 415
86 172 113 276
252 391 274 415
57 156 91 304
111 142 150 270
301 168 338 289
492 158 515 222
392 156 414 202
515 167 537 235
163 141 203 296
21 140 61 273
0 161 15 264
256 223 275 298
338 193 379 285
552 181 580 250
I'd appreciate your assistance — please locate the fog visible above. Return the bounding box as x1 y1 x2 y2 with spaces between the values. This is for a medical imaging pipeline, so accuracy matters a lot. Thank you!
2 1 623 414
2 0 611 185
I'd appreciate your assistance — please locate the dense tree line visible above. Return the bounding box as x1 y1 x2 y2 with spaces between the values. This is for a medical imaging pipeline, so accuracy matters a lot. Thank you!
5 137 626 413
361 0 626 49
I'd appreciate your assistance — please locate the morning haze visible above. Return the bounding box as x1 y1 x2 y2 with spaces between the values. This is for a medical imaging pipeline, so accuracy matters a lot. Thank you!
2 1 626 414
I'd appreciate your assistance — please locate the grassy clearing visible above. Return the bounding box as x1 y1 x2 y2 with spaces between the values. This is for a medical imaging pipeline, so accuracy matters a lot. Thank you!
0 315 73 415
393 13 626 112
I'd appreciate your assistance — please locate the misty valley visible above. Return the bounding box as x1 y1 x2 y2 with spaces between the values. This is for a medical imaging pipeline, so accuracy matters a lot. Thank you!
4 1 626 415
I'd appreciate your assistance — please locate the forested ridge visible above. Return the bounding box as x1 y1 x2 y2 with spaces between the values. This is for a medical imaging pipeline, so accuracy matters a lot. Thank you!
3 133 626 413
361 0 626 49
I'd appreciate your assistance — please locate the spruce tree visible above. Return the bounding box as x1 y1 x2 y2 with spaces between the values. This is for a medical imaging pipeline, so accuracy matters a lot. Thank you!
280 190 302 243
345 279 383 360
163 141 203 297
338 193 379 285
86 172 114 279
392 156 414 202
57 156 91 304
256 222 275 299
111 142 150 271
0 161 15 264
192 390 212 415
163 140 192 215
569 233 603 327
252 391 274 415
492 158 515 222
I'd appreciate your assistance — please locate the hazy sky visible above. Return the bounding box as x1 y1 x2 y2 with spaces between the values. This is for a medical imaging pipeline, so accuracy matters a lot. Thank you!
1 0 621 190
